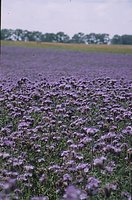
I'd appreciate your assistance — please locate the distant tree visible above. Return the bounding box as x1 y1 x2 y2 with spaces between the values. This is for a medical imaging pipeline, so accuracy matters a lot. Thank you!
82 34 90 44
21 30 34 41
71 32 85 43
111 35 122 44
79 33 110 44
103 34 110 44
31 31 43 41
88 33 97 44
23 31 42 41
1 28 131 45
0 29 7 40
112 34 132 45
42 33 57 42
13 29 29 41
95 33 110 44
0 29 14 40
121 35 132 45
56 32 70 43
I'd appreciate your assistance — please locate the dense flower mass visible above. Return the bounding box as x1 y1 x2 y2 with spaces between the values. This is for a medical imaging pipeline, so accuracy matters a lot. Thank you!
1 46 132 88
0 46 132 199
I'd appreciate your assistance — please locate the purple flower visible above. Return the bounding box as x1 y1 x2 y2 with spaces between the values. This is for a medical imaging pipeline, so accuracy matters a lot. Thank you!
31 197 49 200
83 127 99 136
85 177 100 196
1 178 16 194
24 165 34 171
121 192 132 200
63 174 72 182
93 156 106 169
104 183 117 198
63 185 85 200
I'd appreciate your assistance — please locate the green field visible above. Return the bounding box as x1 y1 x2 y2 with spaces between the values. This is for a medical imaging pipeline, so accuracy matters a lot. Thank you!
1 40 132 54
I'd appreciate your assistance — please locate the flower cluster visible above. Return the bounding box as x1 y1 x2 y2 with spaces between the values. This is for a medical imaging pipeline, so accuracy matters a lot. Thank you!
0 75 131 200
0 46 132 199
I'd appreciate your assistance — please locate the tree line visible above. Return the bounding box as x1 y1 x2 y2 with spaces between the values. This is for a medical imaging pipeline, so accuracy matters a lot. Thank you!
1 29 132 45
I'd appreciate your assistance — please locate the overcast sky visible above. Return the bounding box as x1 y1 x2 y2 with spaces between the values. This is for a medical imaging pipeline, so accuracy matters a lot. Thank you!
1 0 132 37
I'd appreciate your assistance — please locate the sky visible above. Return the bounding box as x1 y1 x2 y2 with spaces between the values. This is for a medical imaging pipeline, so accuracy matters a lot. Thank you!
1 0 132 37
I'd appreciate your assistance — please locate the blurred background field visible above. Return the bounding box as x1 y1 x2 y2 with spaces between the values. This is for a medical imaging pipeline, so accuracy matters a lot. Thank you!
1 40 132 54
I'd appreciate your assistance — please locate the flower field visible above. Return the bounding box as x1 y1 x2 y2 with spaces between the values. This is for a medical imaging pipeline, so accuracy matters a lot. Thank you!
0 45 132 199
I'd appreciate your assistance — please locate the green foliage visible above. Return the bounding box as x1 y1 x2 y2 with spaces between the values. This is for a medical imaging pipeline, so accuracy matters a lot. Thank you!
0 29 110 44
111 34 132 45
1 28 132 45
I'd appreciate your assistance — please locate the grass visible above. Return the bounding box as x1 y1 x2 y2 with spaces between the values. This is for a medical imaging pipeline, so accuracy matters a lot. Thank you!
1 40 132 54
